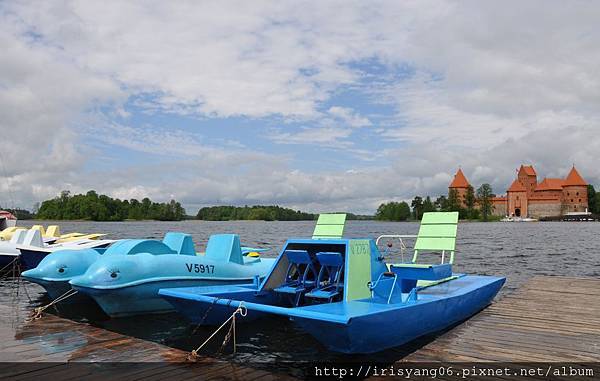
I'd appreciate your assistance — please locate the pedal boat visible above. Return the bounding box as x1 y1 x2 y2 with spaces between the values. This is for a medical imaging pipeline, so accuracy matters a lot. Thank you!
158 212 505 354
68 233 274 317
17 229 113 270
0 225 101 269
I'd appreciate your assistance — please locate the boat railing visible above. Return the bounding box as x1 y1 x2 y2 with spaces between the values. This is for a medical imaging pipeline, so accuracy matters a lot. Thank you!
375 234 417 263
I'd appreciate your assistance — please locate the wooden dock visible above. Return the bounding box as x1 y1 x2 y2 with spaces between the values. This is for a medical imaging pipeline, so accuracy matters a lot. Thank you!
0 281 294 380
403 276 600 362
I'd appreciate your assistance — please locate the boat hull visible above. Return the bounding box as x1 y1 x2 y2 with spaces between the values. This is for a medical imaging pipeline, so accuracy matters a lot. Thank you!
293 275 505 353
19 244 110 271
21 277 93 303
0 253 18 270
160 275 505 354
73 278 253 318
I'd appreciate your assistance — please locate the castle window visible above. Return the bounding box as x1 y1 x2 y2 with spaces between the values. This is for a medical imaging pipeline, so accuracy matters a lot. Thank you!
579 199 582 202
571 199 574 202
567 192 570 196
576 192 579 196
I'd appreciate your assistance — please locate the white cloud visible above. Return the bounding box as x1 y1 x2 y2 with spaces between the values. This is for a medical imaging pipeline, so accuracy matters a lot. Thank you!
327 106 372 128
2 1 600 214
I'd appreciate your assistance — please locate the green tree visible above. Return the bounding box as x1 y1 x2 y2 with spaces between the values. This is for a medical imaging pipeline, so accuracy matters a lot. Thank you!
465 185 476 219
196 205 314 221
422 196 436 214
411 196 424 220
434 195 448 211
447 189 460 212
375 201 411 221
35 190 186 221
477 183 494 221
587 185 598 214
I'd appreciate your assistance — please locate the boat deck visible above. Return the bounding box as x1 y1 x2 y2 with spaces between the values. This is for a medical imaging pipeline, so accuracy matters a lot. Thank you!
0 280 294 380
403 276 600 362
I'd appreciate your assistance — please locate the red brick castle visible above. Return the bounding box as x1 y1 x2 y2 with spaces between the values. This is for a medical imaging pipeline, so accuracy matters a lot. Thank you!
448 165 589 218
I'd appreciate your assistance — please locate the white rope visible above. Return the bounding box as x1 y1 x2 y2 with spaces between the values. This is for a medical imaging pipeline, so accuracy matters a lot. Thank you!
27 289 78 321
187 301 247 361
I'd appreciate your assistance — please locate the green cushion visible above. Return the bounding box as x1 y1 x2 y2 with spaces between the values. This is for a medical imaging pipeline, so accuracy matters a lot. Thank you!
415 237 456 251
417 224 457 238
313 213 346 239
316 214 347 225
420 211 459 224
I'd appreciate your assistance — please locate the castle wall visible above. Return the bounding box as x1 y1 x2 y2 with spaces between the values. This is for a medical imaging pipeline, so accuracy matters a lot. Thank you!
507 190 527 217
528 202 562 218
518 172 537 197
491 200 506 216
562 186 588 213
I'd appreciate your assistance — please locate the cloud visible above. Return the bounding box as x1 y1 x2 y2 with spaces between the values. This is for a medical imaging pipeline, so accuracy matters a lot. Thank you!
1 1 600 214
327 106 372 128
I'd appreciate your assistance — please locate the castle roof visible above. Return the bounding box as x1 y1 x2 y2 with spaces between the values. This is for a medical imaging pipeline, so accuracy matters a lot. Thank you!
519 165 537 176
507 179 527 192
536 178 564 191
563 166 587 186
449 168 470 188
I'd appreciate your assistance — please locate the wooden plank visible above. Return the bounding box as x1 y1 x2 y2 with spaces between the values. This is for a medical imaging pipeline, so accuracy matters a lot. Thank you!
402 276 600 363
0 287 297 380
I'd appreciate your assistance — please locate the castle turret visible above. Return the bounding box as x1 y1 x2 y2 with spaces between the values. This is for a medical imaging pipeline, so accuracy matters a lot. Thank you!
517 165 537 197
507 179 528 217
448 168 471 208
562 166 588 213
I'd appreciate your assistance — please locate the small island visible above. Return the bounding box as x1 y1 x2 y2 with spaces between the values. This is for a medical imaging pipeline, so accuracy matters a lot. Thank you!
35 190 186 221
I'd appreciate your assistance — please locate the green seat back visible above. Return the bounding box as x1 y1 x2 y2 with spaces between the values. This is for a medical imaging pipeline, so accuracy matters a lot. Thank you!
312 214 346 239
413 212 458 264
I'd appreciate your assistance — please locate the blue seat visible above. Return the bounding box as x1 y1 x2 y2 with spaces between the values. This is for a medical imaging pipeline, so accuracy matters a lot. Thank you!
274 250 318 306
306 252 344 302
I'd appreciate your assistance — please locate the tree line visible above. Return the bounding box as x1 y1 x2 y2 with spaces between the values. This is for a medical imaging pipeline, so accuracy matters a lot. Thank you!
196 205 316 221
375 183 496 221
35 190 186 221
586 185 600 214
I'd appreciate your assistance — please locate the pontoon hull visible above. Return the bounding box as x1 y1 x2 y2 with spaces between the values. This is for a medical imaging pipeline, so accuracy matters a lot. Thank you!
19 244 110 271
73 279 254 318
21 277 93 303
292 276 505 353
159 275 505 354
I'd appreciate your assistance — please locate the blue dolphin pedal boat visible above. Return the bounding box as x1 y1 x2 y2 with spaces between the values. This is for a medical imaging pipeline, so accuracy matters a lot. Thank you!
159 212 505 354
65 233 274 317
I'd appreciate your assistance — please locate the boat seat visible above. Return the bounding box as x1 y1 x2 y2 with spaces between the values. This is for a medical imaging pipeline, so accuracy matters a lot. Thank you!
389 263 452 280
163 232 196 256
389 263 453 293
306 252 344 302
274 250 318 306
205 234 244 264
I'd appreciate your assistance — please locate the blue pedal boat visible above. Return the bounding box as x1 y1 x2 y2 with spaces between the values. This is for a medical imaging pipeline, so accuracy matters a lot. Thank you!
159 212 505 354
66 233 274 317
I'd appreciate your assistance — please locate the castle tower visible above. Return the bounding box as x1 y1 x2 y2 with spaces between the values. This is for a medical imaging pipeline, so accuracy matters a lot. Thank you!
507 179 528 217
517 165 537 197
562 166 588 213
448 168 471 208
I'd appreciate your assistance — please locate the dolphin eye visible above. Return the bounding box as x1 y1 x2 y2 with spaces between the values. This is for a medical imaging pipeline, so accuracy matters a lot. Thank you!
58 266 67 273
108 269 120 279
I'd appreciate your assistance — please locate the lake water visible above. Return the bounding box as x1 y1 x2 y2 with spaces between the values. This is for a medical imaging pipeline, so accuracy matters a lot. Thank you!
5 220 600 370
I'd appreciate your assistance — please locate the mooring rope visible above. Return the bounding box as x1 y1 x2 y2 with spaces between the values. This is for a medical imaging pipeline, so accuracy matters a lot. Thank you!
0 256 19 276
27 289 78 321
187 301 247 361
191 297 220 335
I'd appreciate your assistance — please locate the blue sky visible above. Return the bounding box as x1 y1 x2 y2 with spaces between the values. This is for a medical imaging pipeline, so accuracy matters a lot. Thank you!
1 1 599 214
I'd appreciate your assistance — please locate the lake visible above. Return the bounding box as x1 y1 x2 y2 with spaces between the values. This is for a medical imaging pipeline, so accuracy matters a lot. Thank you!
6 220 600 370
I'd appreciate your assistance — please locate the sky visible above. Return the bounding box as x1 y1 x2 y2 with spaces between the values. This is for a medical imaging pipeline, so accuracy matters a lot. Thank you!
1 1 599 215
